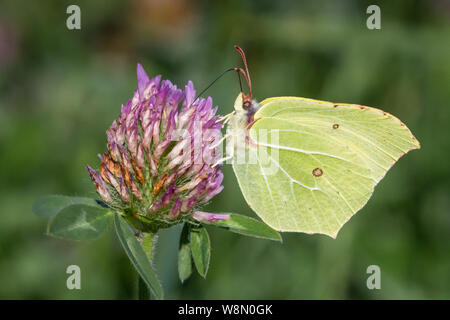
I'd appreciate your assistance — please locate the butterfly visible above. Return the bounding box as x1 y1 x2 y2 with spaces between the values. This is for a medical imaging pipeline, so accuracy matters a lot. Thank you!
218 46 420 238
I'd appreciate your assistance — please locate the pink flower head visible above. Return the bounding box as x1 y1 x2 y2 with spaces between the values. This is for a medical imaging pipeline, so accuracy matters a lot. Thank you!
87 64 224 228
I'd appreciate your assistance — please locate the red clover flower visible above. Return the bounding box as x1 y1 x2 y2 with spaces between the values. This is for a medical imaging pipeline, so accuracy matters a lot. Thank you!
87 64 229 231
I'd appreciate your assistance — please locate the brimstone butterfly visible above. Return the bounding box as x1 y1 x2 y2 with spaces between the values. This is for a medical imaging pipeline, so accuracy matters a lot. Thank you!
222 46 420 238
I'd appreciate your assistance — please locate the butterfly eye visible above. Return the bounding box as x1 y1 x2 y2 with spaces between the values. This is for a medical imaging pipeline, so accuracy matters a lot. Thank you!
243 100 251 110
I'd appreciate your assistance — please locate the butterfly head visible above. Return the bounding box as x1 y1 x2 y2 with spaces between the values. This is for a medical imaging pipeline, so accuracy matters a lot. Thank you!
234 92 260 114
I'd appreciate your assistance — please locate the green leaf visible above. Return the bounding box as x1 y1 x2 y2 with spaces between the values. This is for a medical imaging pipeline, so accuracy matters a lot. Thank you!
178 223 192 283
139 232 156 300
114 214 163 300
205 214 282 242
47 204 113 240
32 195 105 219
190 225 210 278
138 276 150 300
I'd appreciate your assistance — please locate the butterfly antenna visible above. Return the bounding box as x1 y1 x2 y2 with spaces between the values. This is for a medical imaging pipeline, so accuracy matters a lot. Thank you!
234 45 252 99
193 67 235 104
236 71 243 93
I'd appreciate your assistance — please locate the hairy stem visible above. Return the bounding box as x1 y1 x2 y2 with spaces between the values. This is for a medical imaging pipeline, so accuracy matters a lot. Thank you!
137 232 158 300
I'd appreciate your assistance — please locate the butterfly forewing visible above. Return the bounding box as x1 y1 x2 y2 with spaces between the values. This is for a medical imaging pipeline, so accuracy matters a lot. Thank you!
231 96 420 238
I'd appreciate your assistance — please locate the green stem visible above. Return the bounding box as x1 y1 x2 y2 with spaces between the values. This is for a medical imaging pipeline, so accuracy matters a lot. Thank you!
136 232 157 300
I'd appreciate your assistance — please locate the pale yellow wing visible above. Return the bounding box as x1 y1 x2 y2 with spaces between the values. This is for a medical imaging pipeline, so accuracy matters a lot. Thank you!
231 96 420 238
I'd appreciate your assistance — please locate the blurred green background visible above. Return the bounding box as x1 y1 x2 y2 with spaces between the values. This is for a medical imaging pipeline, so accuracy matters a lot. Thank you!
0 0 449 299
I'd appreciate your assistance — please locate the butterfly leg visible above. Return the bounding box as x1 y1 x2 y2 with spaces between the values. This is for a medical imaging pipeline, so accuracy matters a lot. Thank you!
209 133 230 150
218 111 235 124
222 116 232 125
212 130 236 167
212 154 234 168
